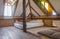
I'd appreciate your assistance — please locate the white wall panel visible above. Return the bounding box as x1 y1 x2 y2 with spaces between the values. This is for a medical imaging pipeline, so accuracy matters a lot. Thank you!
14 0 23 16
53 20 60 27
0 0 4 16
49 0 60 14
15 0 45 16
26 5 30 16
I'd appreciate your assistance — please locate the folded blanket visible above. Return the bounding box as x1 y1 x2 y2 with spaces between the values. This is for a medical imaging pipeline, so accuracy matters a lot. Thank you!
38 29 58 39
51 32 60 39
38 29 56 36
51 28 60 32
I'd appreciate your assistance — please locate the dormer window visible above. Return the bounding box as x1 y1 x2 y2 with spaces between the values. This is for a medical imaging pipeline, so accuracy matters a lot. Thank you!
4 0 17 16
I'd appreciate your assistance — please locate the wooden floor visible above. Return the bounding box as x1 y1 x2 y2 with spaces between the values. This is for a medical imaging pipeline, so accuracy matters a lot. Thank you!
0 27 40 39
27 27 57 39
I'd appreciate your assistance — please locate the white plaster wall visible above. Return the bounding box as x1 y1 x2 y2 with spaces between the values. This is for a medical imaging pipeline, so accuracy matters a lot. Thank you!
53 20 60 27
14 0 23 16
15 0 45 16
49 0 60 14
15 0 30 16
0 0 4 16
26 5 30 16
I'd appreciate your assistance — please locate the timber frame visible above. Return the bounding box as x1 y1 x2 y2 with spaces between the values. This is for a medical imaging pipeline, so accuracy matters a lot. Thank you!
22 0 60 32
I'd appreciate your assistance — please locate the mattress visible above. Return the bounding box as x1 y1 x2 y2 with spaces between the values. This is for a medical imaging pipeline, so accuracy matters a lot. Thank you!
14 20 44 29
14 22 43 29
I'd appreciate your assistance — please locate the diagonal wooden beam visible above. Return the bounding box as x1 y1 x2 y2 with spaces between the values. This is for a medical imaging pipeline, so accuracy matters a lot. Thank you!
28 0 33 19
13 0 19 16
30 6 41 16
3 0 5 14
27 12 36 17
26 2 29 8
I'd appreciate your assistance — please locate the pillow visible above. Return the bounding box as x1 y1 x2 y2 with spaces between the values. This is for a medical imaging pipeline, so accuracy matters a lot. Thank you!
38 29 56 36
51 32 60 39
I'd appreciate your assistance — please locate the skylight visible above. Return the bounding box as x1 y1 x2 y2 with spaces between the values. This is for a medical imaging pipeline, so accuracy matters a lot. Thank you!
45 2 48 10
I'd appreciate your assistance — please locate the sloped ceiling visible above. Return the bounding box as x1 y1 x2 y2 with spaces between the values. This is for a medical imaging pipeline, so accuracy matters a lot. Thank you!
30 0 45 16
14 0 23 16
0 0 4 16
14 0 45 16
49 0 60 15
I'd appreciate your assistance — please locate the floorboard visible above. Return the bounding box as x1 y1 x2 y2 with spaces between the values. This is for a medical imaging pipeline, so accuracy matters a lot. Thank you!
27 27 57 39
0 27 40 39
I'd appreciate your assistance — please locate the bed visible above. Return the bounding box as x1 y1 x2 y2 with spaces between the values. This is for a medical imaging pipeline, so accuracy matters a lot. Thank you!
14 20 44 29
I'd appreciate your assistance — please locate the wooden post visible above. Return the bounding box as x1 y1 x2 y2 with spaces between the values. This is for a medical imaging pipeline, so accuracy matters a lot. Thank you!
23 0 26 32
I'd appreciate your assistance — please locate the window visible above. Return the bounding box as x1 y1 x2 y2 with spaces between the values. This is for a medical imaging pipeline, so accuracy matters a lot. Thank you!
4 4 12 16
4 0 17 16
45 2 48 10
52 10 56 15
34 0 57 15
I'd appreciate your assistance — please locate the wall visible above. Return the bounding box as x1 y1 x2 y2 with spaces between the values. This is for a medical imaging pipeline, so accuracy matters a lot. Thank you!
14 0 23 16
0 0 4 16
14 0 45 16
53 20 60 27
49 0 60 27
49 0 60 14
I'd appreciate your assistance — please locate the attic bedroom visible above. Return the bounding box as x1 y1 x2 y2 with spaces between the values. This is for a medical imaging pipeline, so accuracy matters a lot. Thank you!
0 0 60 39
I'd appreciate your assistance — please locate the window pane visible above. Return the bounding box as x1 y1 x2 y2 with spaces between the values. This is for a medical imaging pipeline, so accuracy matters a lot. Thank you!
4 5 12 16
45 2 48 10
4 0 17 16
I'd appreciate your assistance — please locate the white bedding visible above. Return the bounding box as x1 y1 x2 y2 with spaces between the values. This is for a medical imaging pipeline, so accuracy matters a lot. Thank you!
14 20 44 29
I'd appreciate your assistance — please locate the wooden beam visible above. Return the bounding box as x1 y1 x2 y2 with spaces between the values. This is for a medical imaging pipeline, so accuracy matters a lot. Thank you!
33 0 48 16
26 2 29 8
13 0 19 16
28 0 33 20
30 6 40 16
20 2 29 17
3 0 5 15
23 0 26 32
30 16 60 20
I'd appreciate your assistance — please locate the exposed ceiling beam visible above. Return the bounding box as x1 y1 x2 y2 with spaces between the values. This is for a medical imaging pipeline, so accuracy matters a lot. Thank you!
33 0 49 16
13 0 19 16
28 0 33 19
31 6 41 16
